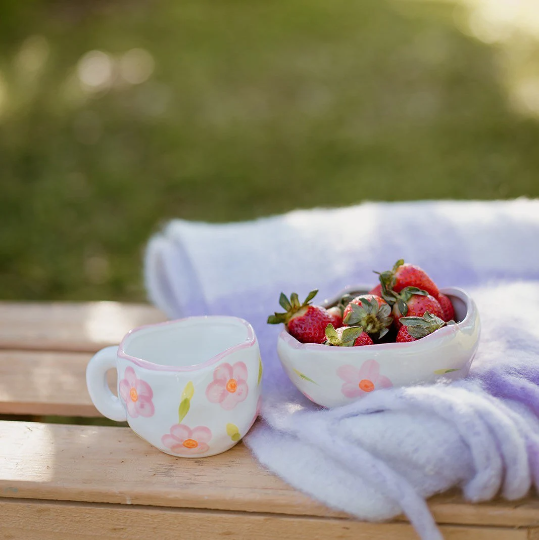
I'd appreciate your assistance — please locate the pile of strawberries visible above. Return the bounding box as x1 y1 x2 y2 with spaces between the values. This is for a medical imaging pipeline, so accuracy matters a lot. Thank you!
267 259 455 346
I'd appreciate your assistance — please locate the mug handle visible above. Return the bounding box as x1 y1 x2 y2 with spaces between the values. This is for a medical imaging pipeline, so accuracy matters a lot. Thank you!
86 346 127 422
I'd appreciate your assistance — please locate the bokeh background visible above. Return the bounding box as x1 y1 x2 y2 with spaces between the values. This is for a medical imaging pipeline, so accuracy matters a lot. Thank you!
1 0 538 303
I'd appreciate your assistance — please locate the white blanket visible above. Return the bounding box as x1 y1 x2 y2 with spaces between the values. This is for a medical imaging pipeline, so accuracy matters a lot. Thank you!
145 199 539 539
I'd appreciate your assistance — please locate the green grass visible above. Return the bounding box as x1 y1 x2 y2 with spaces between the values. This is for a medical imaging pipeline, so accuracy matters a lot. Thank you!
1 0 538 302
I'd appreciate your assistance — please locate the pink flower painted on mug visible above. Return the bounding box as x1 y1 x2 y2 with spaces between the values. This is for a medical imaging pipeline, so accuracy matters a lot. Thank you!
337 360 393 398
206 361 248 410
119 366 155 418
162 424 212 455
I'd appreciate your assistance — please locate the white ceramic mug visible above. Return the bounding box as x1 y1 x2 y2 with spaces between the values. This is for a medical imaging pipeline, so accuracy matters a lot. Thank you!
86 316 262 457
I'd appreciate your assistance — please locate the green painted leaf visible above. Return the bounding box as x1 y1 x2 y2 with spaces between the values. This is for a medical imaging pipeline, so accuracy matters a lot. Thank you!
181 381 195 401
226 423 241 441
292 368 318 385
258 356 263 386
178 398 190 423
434 368 460 375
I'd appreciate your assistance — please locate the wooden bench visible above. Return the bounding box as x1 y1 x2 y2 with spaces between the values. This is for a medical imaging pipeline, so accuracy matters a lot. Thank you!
1 301 539 539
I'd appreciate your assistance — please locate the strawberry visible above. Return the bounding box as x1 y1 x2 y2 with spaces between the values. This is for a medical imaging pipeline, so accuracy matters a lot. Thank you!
342 295 393 339
392 287 444 328
368 284 382 296
437 293 455 322
327 306 343 329
376 259 439 303
267 290 333 344
342 294 387 321
396 312 448 342
324 324 373 347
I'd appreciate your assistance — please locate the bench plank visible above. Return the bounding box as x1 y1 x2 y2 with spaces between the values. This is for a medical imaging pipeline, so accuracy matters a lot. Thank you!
0 420 334 518
0 301 165 352
1 420 539 529
0 350 110 416
0 500 531 540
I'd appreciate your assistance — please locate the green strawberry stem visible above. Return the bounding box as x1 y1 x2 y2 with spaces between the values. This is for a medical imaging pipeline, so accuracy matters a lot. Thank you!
400 311 446 339
342 296 392 338
267 289 319 325
324 323 364 347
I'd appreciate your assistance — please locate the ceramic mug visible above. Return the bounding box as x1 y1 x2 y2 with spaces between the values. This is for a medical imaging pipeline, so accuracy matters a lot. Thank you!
86 316 262 457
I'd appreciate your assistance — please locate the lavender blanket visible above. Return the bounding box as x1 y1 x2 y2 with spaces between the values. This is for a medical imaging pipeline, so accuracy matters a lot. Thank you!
144 199 539 539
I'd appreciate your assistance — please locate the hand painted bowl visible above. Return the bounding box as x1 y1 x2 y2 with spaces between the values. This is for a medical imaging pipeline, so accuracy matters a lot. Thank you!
277 286 480 408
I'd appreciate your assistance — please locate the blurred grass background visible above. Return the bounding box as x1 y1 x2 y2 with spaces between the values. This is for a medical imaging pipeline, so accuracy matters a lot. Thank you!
1 0 538 302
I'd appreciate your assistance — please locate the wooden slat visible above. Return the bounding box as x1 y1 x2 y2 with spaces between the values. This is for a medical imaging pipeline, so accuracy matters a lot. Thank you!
0 421 335 518
0 350 110 416
0 301 165 352
1 420 539 529
0 500 531 540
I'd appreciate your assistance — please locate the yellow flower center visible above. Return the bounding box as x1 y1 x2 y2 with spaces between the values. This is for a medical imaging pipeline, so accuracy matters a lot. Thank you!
129 387 138 402
226 379 238 393
183 438 198 449
359 379 375 392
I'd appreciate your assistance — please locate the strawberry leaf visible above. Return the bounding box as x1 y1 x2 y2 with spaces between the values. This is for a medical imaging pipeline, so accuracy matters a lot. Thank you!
342 327 363 343
303 289 318 305
290 292 300 309
397 299 408 316
267 313 286 324
403 286 428 296
279 293 291 311
325 323 339 340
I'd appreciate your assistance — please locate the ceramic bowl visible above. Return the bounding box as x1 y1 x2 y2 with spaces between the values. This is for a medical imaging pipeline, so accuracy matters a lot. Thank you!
277 286 480 408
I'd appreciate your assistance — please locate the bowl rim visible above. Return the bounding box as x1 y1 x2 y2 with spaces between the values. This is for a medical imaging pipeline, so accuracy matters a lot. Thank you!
279 285 475 352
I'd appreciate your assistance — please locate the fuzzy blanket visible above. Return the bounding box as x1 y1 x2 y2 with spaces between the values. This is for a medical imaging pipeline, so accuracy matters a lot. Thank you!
144 199 539 539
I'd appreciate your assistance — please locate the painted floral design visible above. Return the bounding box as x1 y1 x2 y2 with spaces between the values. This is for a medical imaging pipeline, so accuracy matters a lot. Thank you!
119 366 155 417
162 424 212 455
206 361 248 410
337 360 393 398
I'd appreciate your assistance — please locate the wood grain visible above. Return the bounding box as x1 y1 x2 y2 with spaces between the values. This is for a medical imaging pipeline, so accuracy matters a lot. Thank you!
0 350 111 416
0 500 531 540
0 301 165 352
1 420 539 529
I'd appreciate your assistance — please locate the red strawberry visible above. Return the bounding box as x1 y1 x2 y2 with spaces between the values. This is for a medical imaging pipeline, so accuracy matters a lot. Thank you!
437 293 455 322
342 294 387 321
267 290 333 344
327 306 343 328
392 287 444 328
324 324 373 347
396 326 416 343
376 259 439 302
342 295 393 339
369 284 382 296
396 312 447 342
